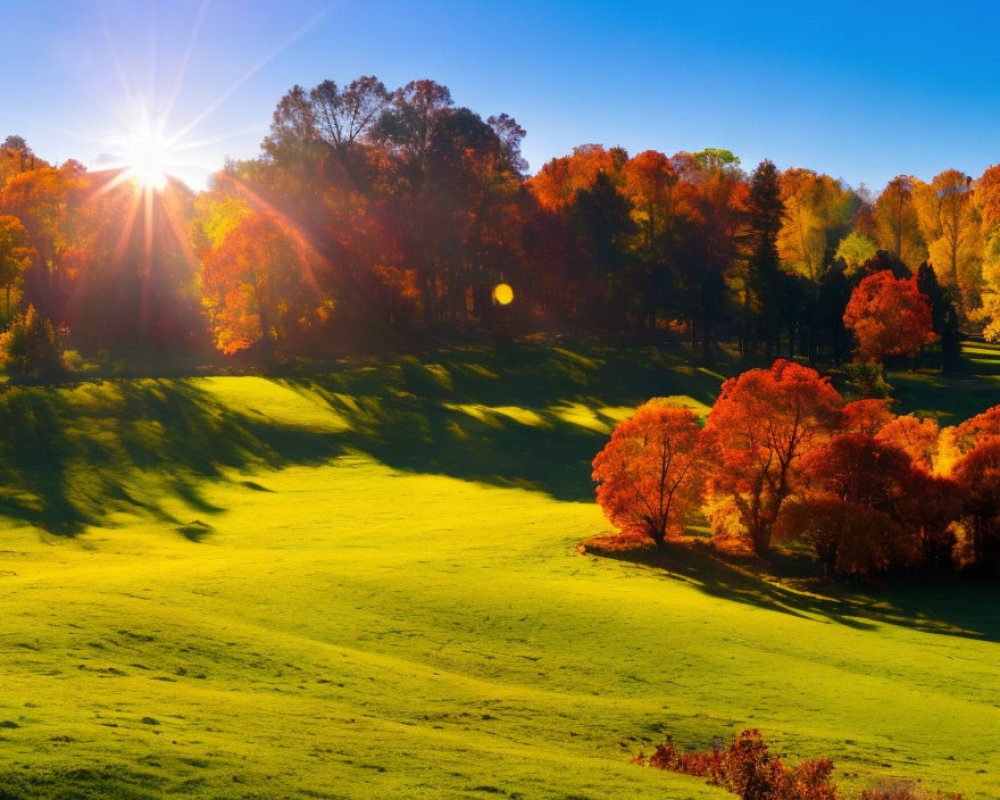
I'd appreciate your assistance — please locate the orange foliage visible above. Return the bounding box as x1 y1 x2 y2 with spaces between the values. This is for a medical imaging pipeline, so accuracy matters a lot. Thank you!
843 271 934 362
951 439 1000 570
591 401 708 548
793 434 920 575
974 164 1000 231
841 399 894 436
528 144 621 211
705 360 842 555
201 210 328 354
645 730 839 800
876 414 940 473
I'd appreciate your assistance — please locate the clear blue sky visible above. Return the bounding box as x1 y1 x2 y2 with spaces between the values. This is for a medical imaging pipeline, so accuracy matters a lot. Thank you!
3 0 999 191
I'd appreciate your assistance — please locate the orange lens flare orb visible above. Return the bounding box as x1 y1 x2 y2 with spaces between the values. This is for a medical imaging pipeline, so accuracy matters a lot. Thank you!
492 283 514 306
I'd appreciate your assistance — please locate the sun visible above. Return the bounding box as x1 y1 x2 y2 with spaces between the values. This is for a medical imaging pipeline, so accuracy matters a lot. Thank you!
121 127 171 191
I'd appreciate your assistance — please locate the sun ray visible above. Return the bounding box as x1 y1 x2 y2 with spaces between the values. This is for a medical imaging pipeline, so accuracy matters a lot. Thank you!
99 11 137 112
162 0 211 124
168 3 337 146
215 173 331 296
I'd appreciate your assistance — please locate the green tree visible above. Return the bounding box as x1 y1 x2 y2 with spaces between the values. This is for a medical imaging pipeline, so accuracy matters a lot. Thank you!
0 304 63 377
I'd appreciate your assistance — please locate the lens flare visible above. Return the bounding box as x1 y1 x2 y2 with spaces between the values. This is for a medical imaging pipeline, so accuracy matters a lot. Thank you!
493 283 514 306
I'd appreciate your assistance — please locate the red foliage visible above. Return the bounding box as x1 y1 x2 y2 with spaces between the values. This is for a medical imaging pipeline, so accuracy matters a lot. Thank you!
645 730 839 800
592 401 708 548
792 434 921 575
876 415 940 473
951 439 1000 570
842 399 895 437
843 271 934 362
705 360 843 556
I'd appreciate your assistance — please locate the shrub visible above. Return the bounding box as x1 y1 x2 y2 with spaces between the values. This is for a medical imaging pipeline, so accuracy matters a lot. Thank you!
0 305 64 379
642 730 959 800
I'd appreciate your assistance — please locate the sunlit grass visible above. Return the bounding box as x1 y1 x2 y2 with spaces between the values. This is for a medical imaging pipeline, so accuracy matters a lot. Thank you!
0 340 998 798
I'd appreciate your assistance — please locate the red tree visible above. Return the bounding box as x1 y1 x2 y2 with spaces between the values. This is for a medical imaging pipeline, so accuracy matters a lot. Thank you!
592 401 708 548
951 438 1000 571
841 398 894 436
791 434 922 575
843 271 934 362
876 414 940 473
704 360 843 556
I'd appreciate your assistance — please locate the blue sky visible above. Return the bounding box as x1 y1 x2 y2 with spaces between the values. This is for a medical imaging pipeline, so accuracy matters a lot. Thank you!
2 0 999 191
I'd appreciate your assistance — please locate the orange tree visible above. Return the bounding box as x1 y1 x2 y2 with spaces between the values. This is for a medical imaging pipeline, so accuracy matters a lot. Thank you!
704 360 842 556
843 270 934 362
789 434 922 576
591 401 709 549
951 437 1000 571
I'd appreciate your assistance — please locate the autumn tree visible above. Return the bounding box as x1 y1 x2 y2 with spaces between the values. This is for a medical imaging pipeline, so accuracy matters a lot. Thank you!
704 360 843 555
200 209 329 355
0 215 34 318
674 149 747 362
0 163 83 320
876 413 940 472
843 271 934 362
972 164 1000 343
621 150 683 328
529 144 621 212
913 170 981 313
0 304 63 377
834 231 876 272
592 402 709 549
951 439 1000 571
873 175 925 271
789 434 921 575
778 169 856 281
841 398 894 436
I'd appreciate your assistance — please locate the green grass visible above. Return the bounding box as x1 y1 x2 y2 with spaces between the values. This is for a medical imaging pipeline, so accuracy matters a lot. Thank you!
0 339 998 799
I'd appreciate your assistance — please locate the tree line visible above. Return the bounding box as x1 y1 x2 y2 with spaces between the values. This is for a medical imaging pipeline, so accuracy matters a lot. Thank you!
0 76 999 364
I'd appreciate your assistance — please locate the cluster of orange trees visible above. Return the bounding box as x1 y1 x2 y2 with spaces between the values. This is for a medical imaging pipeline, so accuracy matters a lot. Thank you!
593 360 1000 576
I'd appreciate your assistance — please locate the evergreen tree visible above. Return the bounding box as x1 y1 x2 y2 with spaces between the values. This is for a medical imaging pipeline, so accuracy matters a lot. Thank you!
745 160 783 355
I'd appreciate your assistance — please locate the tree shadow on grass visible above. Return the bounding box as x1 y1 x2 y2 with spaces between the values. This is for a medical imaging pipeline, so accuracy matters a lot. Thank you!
293 339 724 503
0 340 704 536
0 380 344 537
590 541 1000 643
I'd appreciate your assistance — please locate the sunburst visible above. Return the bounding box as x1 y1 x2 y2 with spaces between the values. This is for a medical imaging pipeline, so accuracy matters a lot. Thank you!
114 112 175 192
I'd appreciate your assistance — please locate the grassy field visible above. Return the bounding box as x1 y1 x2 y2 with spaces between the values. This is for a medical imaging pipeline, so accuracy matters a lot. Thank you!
0 340 998 799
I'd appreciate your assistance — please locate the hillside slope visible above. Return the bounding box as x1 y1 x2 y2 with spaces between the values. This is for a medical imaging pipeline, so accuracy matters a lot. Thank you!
0 342 997 799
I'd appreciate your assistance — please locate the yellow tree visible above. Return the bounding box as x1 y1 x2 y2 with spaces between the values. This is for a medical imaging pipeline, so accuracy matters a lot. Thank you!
913 170 981 311
778 168 855 280
873 175 926 270
0 215 34 317
973 164 1000 340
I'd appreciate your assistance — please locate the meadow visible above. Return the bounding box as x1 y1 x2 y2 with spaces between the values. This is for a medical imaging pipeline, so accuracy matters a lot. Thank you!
0 339 998 799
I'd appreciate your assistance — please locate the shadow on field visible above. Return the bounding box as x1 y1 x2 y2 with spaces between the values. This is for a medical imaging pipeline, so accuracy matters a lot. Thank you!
593 542 1000 643
292 340 722 503
0 340 715 536
0 380 343 536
